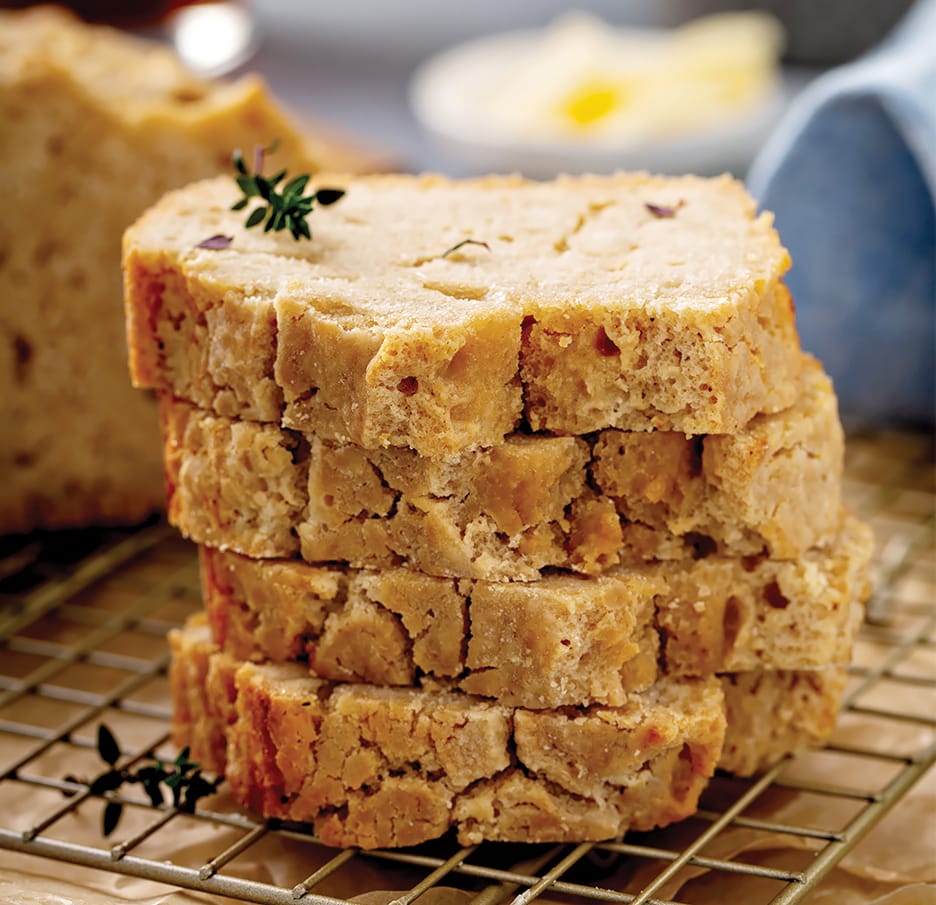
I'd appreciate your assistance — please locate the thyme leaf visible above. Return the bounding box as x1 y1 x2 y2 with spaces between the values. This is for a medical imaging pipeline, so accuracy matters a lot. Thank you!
229 142 345 241
64 724 221 837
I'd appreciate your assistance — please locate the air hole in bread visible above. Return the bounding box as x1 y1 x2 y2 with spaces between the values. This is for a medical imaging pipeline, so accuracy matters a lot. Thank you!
397 376 418 396
595 326 620 357
722 595 742 659
688 436 704 478
289 434 310 466
67 269 88 291
46 134 65 157
684 532 716 560
763 580 790 609
13 333 32 383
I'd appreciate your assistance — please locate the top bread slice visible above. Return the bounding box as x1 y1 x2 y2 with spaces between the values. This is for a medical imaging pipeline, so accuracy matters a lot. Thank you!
124 171 801 457
0 7 354 533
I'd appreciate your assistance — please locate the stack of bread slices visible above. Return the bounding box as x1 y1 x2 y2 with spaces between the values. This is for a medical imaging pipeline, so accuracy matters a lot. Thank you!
123 171 872 849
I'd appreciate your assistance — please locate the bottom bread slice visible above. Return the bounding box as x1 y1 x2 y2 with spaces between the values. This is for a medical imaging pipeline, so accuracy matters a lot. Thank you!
170 620 848 848
171 619 724 847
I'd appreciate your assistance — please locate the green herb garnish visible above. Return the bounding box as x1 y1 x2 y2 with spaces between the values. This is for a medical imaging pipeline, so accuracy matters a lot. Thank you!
441 238 491 258
65 724 221 837
230 141 345 241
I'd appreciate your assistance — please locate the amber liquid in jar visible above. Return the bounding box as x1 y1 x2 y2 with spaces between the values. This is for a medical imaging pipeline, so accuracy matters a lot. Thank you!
0 1 209 27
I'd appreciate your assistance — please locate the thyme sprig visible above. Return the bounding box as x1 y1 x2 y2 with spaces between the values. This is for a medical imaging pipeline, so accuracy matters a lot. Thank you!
230 142 345 241
65 724 220 837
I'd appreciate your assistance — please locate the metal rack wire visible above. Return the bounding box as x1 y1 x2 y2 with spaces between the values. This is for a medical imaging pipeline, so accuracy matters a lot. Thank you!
0 427 933 905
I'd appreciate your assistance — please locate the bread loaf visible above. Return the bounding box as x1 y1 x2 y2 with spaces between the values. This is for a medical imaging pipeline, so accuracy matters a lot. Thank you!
0 7 346 532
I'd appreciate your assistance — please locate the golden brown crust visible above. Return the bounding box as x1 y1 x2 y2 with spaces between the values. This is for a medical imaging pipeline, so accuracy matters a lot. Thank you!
198 513 871 709
124 171 801 456
158 357 843 579
170 621 725 848
168 617 232 774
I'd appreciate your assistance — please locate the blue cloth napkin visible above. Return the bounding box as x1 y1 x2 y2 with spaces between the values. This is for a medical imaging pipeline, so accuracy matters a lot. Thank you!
747 0 936 424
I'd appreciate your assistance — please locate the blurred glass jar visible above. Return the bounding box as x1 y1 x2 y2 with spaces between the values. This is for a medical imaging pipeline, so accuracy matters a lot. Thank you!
0 1 258 77
0 0 200 26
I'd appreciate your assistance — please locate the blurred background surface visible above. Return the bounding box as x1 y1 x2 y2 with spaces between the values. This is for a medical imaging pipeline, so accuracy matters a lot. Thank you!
0 0 913 174
243 0 912 175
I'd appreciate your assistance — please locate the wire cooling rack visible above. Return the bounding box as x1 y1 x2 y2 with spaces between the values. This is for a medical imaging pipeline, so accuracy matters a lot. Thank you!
0 427 933 905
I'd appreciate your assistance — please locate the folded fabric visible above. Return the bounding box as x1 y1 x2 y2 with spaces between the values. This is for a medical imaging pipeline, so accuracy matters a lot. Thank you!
748 0 935 424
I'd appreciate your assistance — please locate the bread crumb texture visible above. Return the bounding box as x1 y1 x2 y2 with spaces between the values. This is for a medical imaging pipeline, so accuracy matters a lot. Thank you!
124 171 801 456
170 619 848 847
158 356 843 579
0 7 337 531
197 512 870 709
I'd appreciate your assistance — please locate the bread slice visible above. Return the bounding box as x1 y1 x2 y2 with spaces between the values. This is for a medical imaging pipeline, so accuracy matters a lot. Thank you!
170 619 726 848
159 356 841 579
170 620 850 847
0 7 348 532
124 171 801 457
198 512 870 709
718 667 849 776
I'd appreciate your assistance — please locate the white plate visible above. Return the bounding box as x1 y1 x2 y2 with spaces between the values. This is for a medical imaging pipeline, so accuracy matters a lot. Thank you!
409 27 788 178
